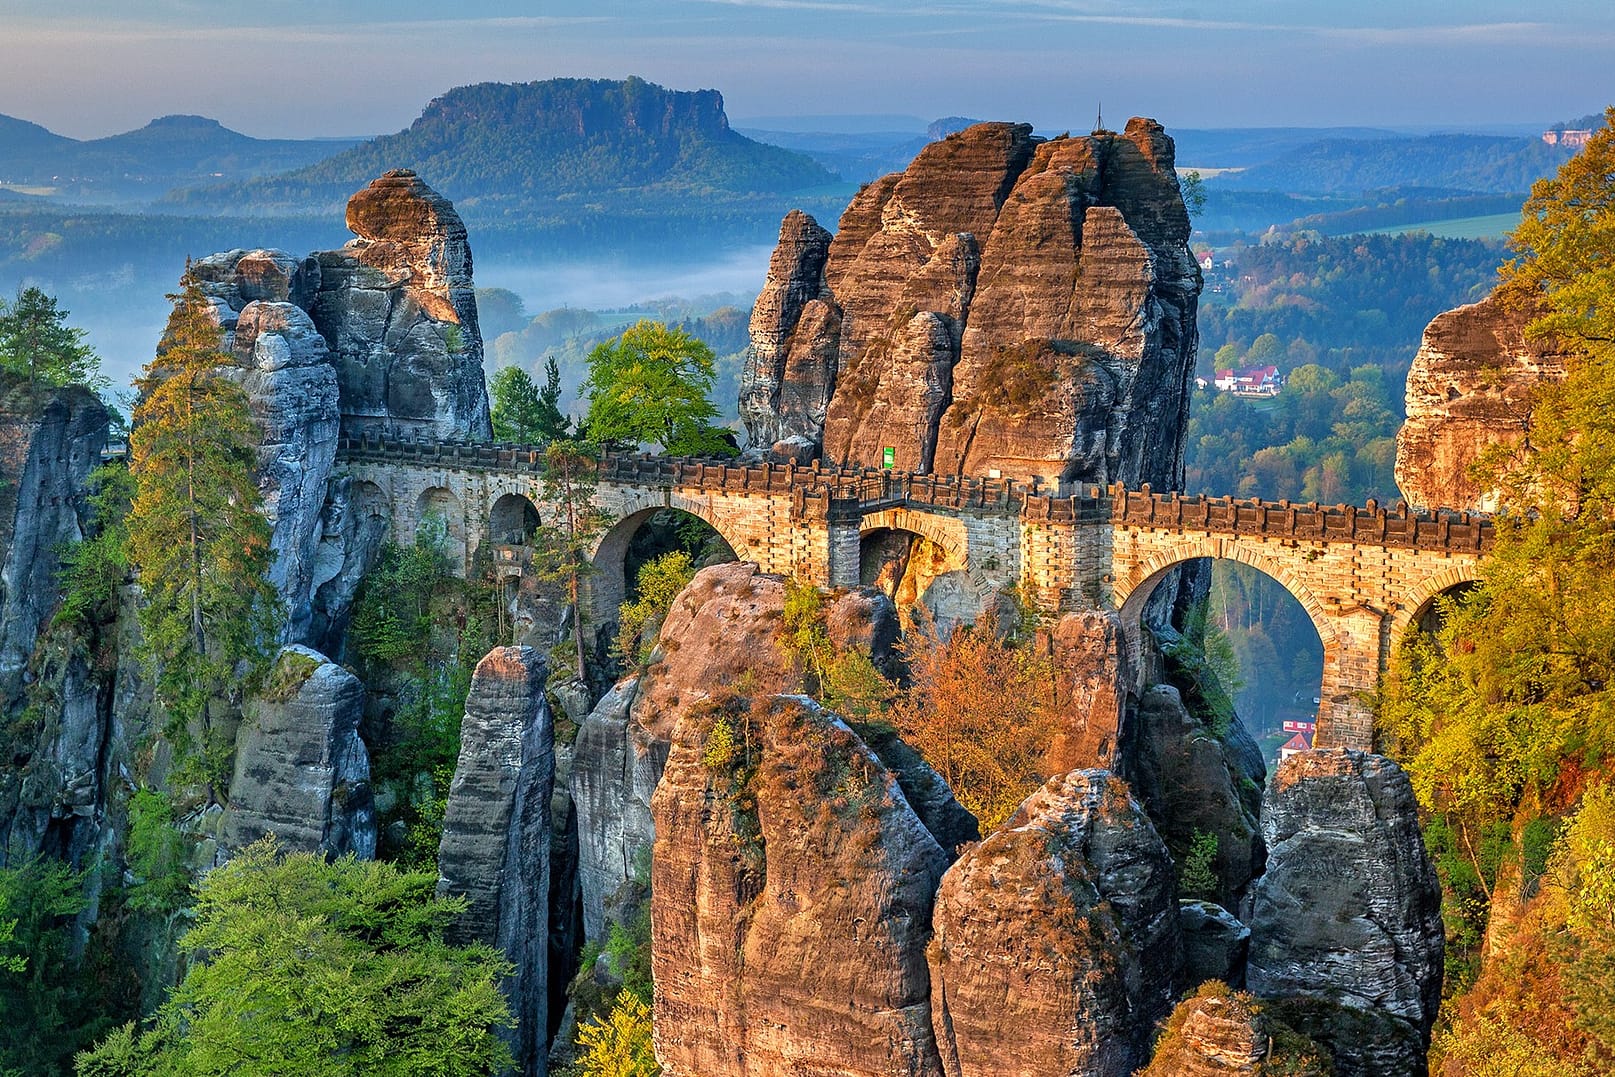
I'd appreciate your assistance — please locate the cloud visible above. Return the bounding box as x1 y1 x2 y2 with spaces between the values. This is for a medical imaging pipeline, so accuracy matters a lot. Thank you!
0 14 613 47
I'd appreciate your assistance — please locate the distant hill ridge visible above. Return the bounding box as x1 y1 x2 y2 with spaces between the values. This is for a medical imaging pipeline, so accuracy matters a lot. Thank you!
0 113 360 200
1212 133 1575 195
166 76 838 216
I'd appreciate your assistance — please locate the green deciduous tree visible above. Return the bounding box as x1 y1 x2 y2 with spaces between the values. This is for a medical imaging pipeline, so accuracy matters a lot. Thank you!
615 550 695 667
0 287 103 390
581 320 733 456
126 266 279 791
75 838 515 1077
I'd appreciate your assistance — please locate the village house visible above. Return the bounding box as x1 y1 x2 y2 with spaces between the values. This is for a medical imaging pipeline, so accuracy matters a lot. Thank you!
1212 364 1284 396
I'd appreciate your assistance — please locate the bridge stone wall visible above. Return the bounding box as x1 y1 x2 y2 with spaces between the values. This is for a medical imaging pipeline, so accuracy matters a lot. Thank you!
336 438 1492 750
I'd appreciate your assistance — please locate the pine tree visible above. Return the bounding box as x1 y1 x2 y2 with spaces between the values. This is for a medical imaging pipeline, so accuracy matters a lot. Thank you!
534 439 608 682
0 286 103 389
126 266 279 791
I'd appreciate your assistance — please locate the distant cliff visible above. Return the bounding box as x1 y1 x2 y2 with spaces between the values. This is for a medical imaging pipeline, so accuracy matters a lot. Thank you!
166 77 837 217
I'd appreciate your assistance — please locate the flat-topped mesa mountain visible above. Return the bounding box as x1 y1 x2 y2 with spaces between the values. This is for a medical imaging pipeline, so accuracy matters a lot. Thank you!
166 77 836 217
1395 289 1568 513
741 117 1201 487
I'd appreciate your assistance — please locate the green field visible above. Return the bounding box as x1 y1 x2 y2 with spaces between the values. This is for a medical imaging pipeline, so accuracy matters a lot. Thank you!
1365 212 1519 240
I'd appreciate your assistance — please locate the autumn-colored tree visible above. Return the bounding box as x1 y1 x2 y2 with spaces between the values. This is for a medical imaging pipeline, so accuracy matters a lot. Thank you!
889 614 1059 831
127 266 278 789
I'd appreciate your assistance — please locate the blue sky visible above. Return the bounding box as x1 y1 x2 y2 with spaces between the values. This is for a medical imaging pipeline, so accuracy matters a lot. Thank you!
0 0 1610 138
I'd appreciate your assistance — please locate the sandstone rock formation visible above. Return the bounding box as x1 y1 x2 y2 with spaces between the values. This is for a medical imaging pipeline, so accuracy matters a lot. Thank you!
221 645 375 858
570 562 925 938
229 301 341 644
316 170 490 442
652 695 950 1077
1395 291 1568 512
0 379 108 695
1178 899 1250 990
1140 985 1329 1077
0 380 111 861
928 769 1180 1077
1042 609 1132 772
1247 750 1443 1067
742 118 1200 486
1129 684 1264 905
437 646 555 1076
181 171 490 646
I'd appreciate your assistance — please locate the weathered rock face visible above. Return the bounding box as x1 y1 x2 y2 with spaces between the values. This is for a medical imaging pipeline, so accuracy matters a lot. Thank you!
0 379 108 695
1247 750 1443 1057
230 301 342 643
437 646 555 1077
569 562 918 938
1042 609 1132 772
180 173 489 644
1395 291 1568 512
221 645 375 859
316 170 491 442
1140 987 1330 1077
652 695 950 1077
1128 684 1264 906
742 118 1200 486
928 769 1180 1077
1178 900 1250 991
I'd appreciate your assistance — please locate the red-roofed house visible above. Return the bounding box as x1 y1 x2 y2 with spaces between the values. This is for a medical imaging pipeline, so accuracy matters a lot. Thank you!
1213 365 1284 396
1279 732 1311 762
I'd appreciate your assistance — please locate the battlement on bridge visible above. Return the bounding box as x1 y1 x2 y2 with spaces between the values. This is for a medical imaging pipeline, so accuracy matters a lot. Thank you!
336 434 1492 556
335 434 1494 751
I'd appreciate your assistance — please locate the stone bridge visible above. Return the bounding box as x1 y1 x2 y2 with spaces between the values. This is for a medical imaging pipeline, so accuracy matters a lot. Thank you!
337 435 1492 749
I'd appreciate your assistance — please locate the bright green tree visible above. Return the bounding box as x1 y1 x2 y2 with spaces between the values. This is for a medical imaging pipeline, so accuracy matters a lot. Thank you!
574 992 660 1077
0 287 103 389
127 266 279 790
615 550 696 667
74 838 515 1077
581 320 733 456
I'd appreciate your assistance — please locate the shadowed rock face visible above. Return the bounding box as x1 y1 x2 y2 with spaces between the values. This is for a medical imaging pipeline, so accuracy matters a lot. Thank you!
742 118 1200 486
651 696 951 1077
437 646 554 1077
1247 750 1443 1072
222 645 375 860
1395 291 1568 512
178 172 489 646
928 769 1180 1077
0 379 109 860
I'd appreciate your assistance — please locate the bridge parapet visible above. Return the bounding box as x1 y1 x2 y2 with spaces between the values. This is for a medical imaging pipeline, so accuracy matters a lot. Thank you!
1107 484 1493 554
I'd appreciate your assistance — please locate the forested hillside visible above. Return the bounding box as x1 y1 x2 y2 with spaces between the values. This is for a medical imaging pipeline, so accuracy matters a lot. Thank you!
165 78 839 217
1378 109 1615 1075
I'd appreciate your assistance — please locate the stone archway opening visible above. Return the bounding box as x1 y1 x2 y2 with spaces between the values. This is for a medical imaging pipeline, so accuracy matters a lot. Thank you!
589 506 740 635
490 492 541 545
1408 580 1481 635
1121 557 1327 764
414 485 466 571
860 527 981 637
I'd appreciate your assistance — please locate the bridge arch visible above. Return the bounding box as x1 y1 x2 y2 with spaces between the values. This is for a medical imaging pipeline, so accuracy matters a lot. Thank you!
1113 537 1341 749
1389 563 1484 640
587 494 744 628
490 492 541 545
415 485 467 569
859 508 989 635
